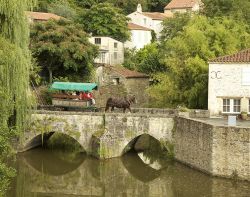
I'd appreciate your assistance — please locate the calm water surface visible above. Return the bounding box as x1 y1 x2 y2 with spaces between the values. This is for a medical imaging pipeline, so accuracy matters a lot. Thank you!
7 148 250 197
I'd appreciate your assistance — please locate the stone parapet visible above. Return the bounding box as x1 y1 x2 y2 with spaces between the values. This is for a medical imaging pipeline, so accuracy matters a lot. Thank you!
175 117 250 181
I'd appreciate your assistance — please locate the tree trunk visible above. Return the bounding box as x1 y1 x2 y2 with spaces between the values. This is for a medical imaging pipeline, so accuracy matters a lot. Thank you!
48 68 53 84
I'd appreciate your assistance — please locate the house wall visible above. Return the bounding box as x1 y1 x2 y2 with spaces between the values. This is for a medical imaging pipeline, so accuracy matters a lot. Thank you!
125 29 152 49
208 63 250 116
165 8 190 14
128 12 153 30
164 2 201 14
95 66 149 107
127 12 163 38
89 37 124 65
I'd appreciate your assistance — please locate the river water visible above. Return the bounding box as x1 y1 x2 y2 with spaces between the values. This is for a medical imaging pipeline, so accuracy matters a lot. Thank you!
6 148 249 197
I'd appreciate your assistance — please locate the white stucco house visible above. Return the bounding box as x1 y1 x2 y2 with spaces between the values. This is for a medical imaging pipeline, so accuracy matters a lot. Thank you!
125 23 152 49
164 0 203 14
89 37 124 66
127 4 172 39
208 49 250 116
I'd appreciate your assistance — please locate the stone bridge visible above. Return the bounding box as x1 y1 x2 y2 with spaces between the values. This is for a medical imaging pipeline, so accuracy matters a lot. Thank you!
19 110 176 159
18 109 250 181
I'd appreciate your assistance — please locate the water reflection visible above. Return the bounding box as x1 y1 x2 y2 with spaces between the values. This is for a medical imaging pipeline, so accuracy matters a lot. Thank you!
7 148 250 197
121 152 161 182
20 148 85 176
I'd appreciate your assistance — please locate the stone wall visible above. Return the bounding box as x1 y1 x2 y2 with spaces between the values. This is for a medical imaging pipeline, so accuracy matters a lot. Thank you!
174 117 214 174
175 117 250 181
212 126 250 180
123 78 149 107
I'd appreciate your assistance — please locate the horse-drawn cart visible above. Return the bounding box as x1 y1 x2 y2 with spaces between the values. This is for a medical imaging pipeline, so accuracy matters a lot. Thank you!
50 82 99 112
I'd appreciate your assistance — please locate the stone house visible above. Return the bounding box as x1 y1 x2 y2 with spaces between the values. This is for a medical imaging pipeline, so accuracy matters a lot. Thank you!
208 49 250 116
164 0 203 14
26 11 61 23
127 4 172 40
95 65 149 107
89 37 124 66
125 23 152 50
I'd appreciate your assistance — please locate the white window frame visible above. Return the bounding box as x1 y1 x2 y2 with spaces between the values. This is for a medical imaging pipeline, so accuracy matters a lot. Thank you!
222 98 241 114
100 52 106 63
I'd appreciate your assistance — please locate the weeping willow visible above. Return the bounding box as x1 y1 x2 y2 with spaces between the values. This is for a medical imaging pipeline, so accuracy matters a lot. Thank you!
0 0 36 132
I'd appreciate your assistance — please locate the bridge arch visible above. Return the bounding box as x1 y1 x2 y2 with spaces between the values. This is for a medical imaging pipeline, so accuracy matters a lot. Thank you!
122 133 168 156
23 132 85 152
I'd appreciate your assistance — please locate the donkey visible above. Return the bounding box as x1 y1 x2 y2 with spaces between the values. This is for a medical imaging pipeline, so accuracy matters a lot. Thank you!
105 95 136 113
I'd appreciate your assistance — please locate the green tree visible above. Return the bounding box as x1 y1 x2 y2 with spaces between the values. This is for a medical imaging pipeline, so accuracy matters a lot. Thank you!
0 0 36 194
203 0 250 25
148 16 250 109
30 19 98 83
160 13 191 41
48 0 77 19
123 43 165 75
77 3 130 42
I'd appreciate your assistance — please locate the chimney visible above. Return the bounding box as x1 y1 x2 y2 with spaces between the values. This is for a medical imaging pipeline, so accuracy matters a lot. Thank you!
137 4 142 13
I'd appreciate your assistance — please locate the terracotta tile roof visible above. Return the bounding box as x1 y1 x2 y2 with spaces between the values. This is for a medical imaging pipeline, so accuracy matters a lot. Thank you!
165 0 199 9
142 12 171 20
106 65 149 78
210 49 250 63
26 11 61 21
128 23 152 31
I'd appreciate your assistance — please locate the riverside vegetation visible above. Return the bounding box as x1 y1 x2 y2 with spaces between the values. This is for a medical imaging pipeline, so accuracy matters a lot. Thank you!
0 0 37 196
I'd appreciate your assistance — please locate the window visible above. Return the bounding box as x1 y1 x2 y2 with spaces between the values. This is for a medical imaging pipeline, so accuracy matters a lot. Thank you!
233 99 241 113
242 68 250 85
144 18 147 25
114 42 118 48
223 99 230 113
222 98 241 113
95 38 101 45
114 52 118 60
112 78 119 85
100 52 106 63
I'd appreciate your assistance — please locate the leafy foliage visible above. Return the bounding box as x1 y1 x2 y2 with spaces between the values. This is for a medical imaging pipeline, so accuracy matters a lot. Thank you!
123 43 166 75
160 13 191 42
202 0 250 25
30 19 98 83
77 3 130 42
148 16 250 108
0 0 36 195
36 0 171 14
48 0 77 19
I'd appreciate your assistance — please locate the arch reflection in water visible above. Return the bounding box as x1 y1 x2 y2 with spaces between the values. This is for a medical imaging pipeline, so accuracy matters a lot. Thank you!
8 148 250 197
20 148 86 176
121 152 161 183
